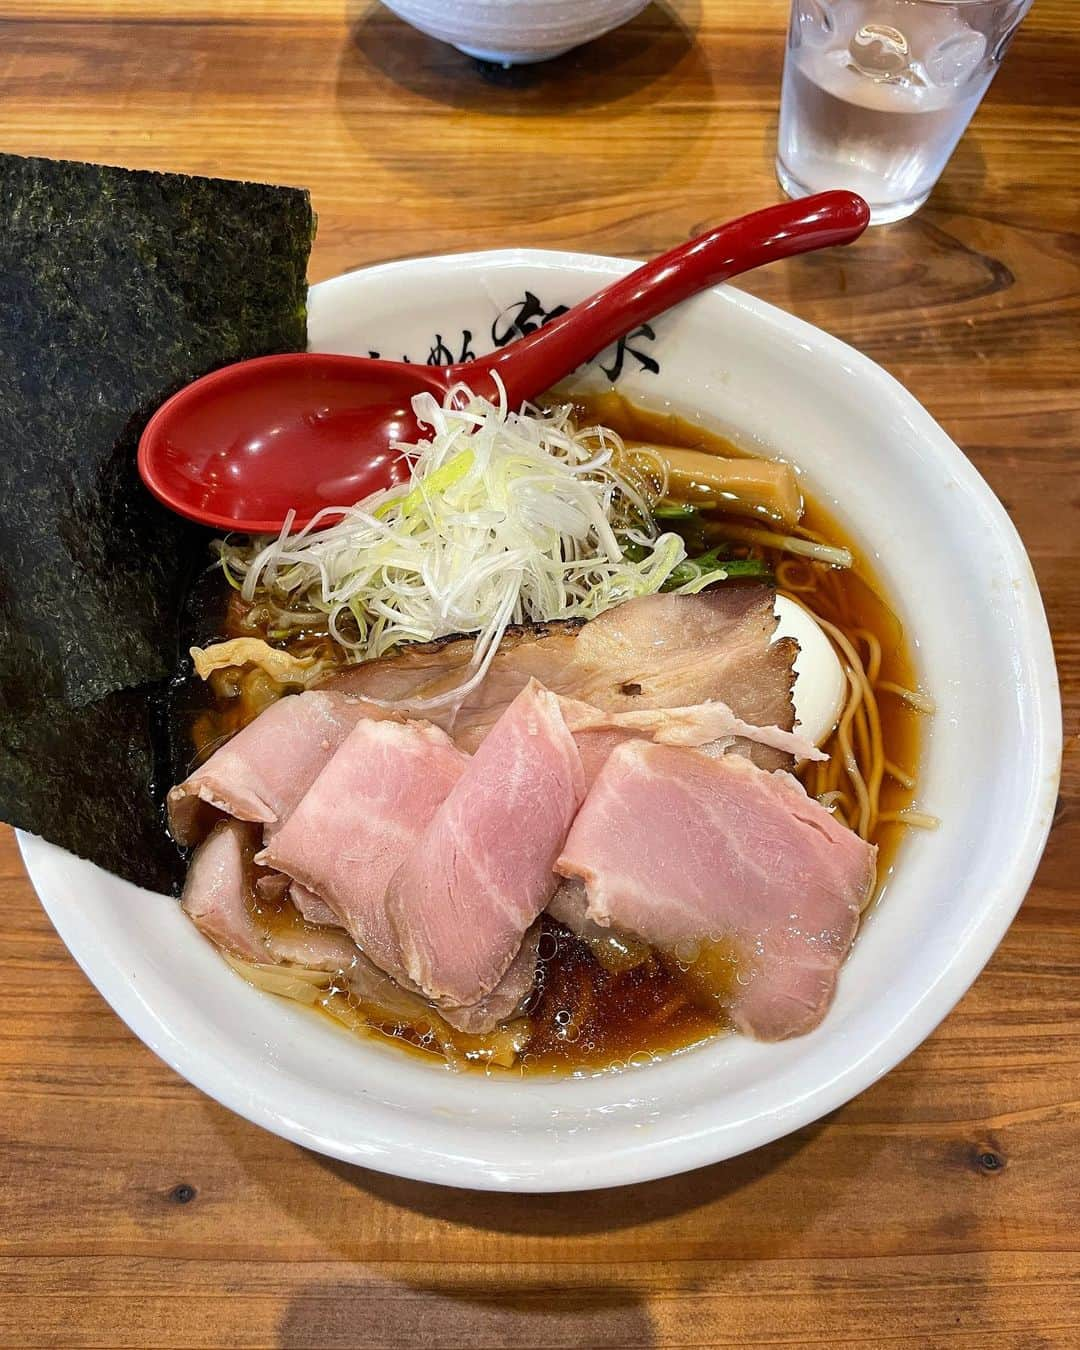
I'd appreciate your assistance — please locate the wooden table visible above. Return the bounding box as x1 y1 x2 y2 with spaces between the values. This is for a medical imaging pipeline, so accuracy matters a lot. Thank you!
1 2 1077 1345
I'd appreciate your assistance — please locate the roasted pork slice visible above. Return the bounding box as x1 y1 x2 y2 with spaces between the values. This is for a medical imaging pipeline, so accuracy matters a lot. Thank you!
181 819 266 961
183 820 534 1033
288 883 343 930
559 585 796 743
438 924 541 1035
319 585 798 770
254 870 291 905
557 692 823 785
546 877 593 934
386 681 586 1006
257 718 469 976
556 740 877 1040
319 619 578 712
345 928 538 1038
253 874 341 928
262 921 363 972
252 875 344 935
254 873 340 931
181 818 360 971
168 690 373 846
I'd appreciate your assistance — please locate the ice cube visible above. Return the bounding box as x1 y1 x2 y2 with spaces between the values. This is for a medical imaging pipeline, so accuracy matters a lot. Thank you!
925 29 987 86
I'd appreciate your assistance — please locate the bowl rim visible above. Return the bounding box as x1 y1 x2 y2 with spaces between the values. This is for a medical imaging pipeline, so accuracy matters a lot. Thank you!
18 247 1062 1192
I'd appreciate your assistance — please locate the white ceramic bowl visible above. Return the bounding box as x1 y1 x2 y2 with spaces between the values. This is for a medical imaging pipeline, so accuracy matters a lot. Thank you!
377 0 649 64
19 249 1060 1192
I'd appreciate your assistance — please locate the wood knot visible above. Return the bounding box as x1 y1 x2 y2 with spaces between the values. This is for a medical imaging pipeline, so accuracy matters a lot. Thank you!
976 1150 1005 1174
619 682 643 696
170 1183 197 1204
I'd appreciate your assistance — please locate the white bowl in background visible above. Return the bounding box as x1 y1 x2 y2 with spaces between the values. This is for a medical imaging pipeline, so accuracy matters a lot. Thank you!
376 0 650 64
19 249 1060 1192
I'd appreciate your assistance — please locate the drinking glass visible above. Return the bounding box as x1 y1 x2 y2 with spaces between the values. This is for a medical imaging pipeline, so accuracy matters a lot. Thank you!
775 0 1033 224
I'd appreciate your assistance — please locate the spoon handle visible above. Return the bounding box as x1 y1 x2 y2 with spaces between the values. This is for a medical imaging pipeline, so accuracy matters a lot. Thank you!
460 191 869 407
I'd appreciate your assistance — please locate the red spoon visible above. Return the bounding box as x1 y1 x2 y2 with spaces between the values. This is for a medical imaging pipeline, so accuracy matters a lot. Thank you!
138 191 869 532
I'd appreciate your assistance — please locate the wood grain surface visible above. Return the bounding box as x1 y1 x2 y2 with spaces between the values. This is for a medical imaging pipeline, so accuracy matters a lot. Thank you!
1 2 1077 1346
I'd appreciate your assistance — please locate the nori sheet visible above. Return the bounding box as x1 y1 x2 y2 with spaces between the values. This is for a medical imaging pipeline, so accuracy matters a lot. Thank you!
0 686 185 894
0 152 312 706
0 153 314 892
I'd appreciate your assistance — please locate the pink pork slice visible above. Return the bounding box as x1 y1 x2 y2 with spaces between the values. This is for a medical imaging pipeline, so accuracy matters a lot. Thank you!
168 690 374 847
254 870 346 930
182 819 530 1033
556 740 877 1041
556 692 824 786
257 718 469 978
181 818 361 971
438 923 541 1035
386 681 586 1006
288 883 342 930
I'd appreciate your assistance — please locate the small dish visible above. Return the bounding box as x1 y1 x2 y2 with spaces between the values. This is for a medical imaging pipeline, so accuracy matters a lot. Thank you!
377 0 650 64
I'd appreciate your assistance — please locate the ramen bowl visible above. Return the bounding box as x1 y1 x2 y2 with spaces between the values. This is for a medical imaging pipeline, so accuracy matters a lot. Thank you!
19 248 1060 1192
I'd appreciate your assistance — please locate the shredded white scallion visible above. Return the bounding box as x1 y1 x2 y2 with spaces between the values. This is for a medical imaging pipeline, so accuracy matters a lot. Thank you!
219 386 715 712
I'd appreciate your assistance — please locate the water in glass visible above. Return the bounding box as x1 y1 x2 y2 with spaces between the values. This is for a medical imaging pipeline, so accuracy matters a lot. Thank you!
776 0 1032 223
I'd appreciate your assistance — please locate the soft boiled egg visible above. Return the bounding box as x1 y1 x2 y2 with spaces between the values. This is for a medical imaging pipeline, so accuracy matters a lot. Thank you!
772 595 846 749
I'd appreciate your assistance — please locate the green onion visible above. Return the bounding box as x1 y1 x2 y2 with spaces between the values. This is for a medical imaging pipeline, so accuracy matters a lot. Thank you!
375 449 475 522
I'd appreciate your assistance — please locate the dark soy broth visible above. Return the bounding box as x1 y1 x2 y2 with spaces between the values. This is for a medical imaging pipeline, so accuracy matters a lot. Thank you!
522 920 729 1071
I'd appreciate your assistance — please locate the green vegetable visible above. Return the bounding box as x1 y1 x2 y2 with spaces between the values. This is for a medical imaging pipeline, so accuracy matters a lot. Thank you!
619 539 651 563
662 549 771 592
718 558 773 577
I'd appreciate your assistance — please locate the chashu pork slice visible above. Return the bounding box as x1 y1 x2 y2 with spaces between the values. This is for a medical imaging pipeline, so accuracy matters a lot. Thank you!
386 681 586 1007
344 923 538 1037
182 819 534 1034
254 874 344 932
556 740 877 1041
168 690 374 847
547 876 651 972
437 923 541 1035
555 691 823 786
181 818 265 961
254 872 340 931
319 584 799 770
257 718 469 978
181 818 361 971
288 883 342 930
